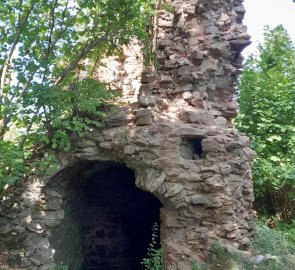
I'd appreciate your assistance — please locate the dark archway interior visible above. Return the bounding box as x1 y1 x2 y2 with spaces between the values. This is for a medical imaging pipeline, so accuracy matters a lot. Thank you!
50 161 162 270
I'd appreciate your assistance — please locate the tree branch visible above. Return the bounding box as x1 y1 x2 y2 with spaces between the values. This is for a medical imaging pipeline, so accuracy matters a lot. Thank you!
0 1 36 106
55 32 109 86
18 106 40 149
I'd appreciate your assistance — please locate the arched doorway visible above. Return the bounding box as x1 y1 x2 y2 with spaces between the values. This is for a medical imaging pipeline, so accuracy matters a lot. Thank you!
49 161 162 270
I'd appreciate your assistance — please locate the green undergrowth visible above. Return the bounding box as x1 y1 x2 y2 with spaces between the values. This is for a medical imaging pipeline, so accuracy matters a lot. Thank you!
192 221 295 270
141 223 163 270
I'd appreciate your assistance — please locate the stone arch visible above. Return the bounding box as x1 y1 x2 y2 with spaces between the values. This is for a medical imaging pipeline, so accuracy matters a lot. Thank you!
44 159 163 270
0 123 254 270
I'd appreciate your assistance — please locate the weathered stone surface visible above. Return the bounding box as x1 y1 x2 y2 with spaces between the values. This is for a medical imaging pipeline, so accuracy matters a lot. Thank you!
0 0 254 268
42 198 62 211
202 139 223 152
146 171 167 192
135 108 154 125
182 91 192 100
139 95 156 107
230 39 252 53
104 110 130 127
29 248 54 265
169 127 205 138
175 83 194 93
0 217 8 226
0 224 13 234
76 140 97 148
135 116 153 126
191 195 212 206
180 109 214 125
164 183 184 198
141 72 157 83
205 175 226 189
26 222 44 234
99 141 112 149
33 210 64 220
102 128 118 141
84 130 104 143
124 145 136 155
136 108 153 118
215 116 227 126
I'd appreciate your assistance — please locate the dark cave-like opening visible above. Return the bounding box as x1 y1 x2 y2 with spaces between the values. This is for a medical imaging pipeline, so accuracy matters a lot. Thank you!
51 161 162 270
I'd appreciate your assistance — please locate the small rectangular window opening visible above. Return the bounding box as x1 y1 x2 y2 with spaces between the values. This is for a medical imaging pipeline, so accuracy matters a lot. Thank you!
181 137 204 160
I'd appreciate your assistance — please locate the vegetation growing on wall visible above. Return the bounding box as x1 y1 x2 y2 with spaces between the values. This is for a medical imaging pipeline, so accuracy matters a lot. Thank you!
0 0 156 194
141 223 163 270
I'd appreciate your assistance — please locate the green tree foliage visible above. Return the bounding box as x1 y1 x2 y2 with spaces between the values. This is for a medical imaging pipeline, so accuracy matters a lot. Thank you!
235 25 295 223
0 0 155 193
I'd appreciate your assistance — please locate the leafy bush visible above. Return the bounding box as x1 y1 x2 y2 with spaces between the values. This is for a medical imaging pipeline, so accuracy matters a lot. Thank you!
202 221 295 270
187 220 295 270
273 219 295 246
235 25 295 222
0 141 27 196
252 222 295 256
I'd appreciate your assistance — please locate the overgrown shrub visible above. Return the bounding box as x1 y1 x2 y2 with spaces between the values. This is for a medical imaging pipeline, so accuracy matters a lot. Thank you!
201 221 295 270
235 25 295 222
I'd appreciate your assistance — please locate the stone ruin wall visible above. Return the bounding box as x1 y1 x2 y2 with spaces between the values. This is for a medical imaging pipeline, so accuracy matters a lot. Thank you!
0 0 255 269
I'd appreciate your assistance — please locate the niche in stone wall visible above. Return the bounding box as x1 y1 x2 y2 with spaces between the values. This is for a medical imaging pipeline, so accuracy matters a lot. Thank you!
181 137 204 160
48 161 162 270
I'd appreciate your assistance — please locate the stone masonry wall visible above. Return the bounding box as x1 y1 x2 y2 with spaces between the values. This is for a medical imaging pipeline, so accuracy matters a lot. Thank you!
0 1 255 269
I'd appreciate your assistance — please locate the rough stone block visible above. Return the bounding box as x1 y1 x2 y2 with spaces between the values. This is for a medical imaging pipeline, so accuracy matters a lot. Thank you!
215 116 227 126
180 109 214 125
175 83 194 93
202 139 222 152
164 183 185 198
135 116 153 126
169 127 206 138
141 72 157 83
190 51 204 60
178 65 192 76
139 95 156 107
158 75 173 83
205 175 226 190
77 140 97 148
99 141 112 149
182 91 192 100
136 108 153 118
209 43 228 58
201 56 219 71
26 222 44 234
191 195 212 206
229 39 251 53
139 84 151 96
102 128 118 141
80 147 99 156
124 145 136 155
